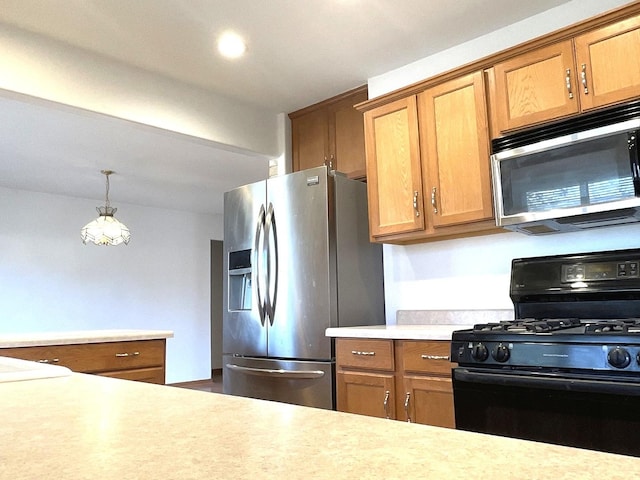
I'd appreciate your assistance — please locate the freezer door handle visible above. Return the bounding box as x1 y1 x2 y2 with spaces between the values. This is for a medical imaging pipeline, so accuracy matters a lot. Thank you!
264 202 279 325
226 363 325 379
254 204 266 326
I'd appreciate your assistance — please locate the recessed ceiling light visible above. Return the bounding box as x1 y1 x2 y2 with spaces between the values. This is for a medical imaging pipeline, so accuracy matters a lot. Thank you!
217 31 247 59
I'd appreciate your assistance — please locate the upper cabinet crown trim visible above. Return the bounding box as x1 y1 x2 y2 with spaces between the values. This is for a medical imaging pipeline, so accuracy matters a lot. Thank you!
289 85 368 119
356 2 640 113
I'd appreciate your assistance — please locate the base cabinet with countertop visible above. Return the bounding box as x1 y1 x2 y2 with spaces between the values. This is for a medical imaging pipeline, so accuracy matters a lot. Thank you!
336 337 456 428
0 330 172 384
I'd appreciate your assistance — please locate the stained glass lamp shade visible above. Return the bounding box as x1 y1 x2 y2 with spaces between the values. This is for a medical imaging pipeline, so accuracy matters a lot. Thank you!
80 170 131 246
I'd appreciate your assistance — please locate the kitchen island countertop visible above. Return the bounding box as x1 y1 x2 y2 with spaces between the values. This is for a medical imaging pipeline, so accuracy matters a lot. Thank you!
1 372 638 479
0 329 174 348
326 324 474 340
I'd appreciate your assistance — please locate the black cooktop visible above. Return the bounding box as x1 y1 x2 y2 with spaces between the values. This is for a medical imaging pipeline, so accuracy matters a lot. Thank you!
469 318 640 335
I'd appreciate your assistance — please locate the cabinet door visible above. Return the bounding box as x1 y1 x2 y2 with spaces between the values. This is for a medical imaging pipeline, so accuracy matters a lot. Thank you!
492 40 579 132
419 72 493 227
575 14 640 111
336 371 396 419
291 107 329 172
401 375 455 428
330 88 368 179
364 96 425 238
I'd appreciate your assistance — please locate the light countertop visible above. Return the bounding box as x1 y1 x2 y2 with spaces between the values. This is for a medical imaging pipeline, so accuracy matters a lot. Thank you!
325 324 474 340
0 329 174 348
1 372 638 479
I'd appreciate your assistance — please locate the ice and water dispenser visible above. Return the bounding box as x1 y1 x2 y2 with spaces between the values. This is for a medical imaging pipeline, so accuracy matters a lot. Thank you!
228 249 252 311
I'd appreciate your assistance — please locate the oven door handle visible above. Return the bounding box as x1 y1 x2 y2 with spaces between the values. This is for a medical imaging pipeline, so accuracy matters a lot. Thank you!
454 368 640 396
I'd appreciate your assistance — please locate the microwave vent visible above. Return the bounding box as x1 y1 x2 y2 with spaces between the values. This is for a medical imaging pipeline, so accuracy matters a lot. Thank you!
555 208 640 227
506 207 640 235
518 224 559 235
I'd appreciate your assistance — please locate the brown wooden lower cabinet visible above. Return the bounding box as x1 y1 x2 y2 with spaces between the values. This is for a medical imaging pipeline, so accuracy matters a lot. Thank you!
336 338 455 428
0 339 167 385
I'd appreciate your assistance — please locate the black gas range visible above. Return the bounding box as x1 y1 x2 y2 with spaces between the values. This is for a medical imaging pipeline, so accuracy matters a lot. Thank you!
453 317 640 373
451 248 640 457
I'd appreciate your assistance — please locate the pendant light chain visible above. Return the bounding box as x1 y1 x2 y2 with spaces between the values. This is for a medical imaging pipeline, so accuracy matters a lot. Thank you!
104 171 111 209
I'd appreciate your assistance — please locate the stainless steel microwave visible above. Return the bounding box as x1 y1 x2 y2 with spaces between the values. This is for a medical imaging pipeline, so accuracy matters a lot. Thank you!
491 101 640 235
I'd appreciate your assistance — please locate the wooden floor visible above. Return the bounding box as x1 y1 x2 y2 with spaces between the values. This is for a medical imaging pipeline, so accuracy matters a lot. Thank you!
168 370 223 393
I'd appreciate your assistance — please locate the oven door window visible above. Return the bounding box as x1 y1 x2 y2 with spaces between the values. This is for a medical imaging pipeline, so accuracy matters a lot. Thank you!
453 368 640 457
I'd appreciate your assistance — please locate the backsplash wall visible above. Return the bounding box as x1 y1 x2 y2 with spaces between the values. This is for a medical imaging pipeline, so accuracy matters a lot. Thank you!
383 227 640 324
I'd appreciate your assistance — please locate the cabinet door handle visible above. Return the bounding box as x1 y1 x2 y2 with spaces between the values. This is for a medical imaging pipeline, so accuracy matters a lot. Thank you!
581 63 589 94
115 351 140 358
413 191 420 217
431 187 438 214
37 358 60 364
565 68 574 99
324 155 334 171
351 350 376 356
404 392 412 423
383 390 391 419
421 354 450 361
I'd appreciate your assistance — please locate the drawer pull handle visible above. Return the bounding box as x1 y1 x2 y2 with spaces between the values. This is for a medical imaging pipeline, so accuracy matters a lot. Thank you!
37 358 60 364
115 352 140 358
383 390 390 419
404 392 412 423
421 354 450 361
351 350 376 356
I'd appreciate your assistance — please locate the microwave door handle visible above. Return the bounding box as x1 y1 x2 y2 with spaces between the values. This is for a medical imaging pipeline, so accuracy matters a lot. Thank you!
629 131 640 196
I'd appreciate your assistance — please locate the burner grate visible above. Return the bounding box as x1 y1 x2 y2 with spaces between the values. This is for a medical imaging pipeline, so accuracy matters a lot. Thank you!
472 318 582 333
584 319 640 333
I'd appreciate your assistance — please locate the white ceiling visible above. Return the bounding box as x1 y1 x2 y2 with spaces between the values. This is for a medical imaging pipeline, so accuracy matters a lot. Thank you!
0 0 573 216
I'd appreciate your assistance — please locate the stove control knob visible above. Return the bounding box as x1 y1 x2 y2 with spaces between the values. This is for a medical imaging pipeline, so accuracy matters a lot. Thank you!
608 347 631 369
470 343 489 362
492 343 510 363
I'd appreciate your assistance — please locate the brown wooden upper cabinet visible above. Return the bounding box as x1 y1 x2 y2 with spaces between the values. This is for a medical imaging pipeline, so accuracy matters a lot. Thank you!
418 72 493 229
491 13 640 134
363 71 495 243
363 96 424 238
289 86 368 180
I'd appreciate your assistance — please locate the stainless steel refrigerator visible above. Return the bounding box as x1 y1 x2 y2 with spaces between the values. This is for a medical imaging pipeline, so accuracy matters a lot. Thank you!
222 166 384 409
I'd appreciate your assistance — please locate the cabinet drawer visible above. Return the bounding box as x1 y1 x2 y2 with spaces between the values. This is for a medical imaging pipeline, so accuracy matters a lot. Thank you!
1 340 165 373
335 338 394 371
400 340 454 375
99 366 165 384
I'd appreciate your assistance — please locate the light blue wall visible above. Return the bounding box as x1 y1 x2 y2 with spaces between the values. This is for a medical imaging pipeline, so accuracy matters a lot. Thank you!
0 187 221 383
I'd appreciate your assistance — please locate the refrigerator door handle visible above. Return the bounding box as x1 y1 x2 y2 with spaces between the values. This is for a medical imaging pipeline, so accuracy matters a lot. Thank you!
226 363 325 379
254 204 266 326
264 202 279 325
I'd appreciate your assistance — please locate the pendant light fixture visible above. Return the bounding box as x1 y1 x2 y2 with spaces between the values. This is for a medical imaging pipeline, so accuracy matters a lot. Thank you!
80 170 131 246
